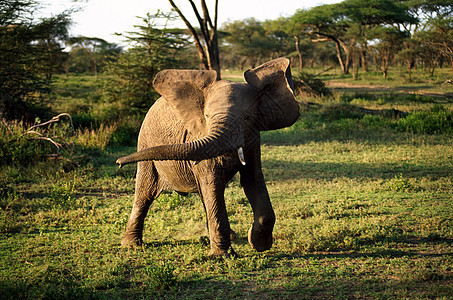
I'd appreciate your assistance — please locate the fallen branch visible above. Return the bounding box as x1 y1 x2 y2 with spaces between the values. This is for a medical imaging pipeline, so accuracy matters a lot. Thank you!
27 113 74 132
315 65 335 77
24 130 63 151
22 113 75 155
441 79 451 87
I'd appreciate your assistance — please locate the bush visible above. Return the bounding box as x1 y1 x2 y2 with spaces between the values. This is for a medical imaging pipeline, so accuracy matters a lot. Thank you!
145 261 177 290
108 118 141 146
0 122 53 166
293 72 332 97
320 103 365 121
397 105 453 135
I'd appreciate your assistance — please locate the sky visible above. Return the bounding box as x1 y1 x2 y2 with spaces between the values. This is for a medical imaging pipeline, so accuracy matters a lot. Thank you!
39 0 342 46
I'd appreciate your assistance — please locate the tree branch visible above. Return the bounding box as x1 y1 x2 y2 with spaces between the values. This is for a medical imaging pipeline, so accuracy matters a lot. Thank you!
201 0 214 29
168 0 208 69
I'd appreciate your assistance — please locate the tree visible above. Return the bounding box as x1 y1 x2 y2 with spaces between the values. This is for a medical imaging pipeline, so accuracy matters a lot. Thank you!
291 0 416 75
0 0 71 122
263 18 295 63
420 17 453 73
222 18 286 69
291 4 352 74
369 27 407 79
396 0 452 78
103 11 196 117
168 0 221 79
66 36 121 79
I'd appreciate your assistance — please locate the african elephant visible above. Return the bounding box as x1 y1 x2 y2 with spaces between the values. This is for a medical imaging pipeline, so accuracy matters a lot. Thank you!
116 58 300 257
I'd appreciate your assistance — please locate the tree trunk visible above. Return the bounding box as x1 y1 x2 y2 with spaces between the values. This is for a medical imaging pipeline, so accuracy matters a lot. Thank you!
169 0 221 79
361 42 368 72
294 35 303 69
406 59 412 82
334 40 347 74
352 49 359 81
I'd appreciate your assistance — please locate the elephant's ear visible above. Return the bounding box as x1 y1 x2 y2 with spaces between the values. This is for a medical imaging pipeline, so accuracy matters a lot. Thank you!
244 58 300 131
153 69 217 133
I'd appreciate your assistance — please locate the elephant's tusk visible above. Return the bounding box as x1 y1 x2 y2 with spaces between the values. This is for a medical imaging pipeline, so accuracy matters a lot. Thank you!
238 147 246 165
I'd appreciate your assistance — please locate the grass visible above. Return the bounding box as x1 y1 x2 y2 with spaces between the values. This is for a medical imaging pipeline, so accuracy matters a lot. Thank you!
1 71 452 298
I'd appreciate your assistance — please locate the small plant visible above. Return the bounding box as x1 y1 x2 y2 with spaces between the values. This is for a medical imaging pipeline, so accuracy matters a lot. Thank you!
145 261 177 291
49 181 76 209
388 174 413 192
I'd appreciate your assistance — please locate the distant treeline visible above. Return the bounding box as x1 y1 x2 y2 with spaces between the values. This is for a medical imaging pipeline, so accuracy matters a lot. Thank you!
1 0 452 122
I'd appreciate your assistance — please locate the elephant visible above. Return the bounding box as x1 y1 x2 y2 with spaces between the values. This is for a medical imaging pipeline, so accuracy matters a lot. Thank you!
116 57 300 257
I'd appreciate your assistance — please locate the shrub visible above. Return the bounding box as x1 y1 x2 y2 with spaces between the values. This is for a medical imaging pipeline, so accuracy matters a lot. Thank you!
145 261 177 290
108 118 141 146
397 105 453 135
49 181 76 209
75 124 116 150
320 103 365 121
0 122 53 166
293 72 332 97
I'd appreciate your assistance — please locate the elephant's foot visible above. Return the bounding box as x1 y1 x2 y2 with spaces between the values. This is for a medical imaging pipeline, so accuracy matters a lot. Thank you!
248 218 274 252
121 234 143 248
209 246 237 258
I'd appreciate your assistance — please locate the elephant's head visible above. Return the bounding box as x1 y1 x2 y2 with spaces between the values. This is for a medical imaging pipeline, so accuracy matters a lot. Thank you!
116 58 300 167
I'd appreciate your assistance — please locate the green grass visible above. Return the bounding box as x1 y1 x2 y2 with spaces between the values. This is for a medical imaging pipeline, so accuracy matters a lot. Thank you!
1 73 452 299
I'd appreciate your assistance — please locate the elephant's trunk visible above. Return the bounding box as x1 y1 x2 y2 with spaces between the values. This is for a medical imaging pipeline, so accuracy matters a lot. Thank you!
116 117 244 168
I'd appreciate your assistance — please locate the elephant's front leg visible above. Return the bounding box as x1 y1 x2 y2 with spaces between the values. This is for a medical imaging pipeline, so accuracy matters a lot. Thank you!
196 170 233 257
240 147 275 252
122 162 162 247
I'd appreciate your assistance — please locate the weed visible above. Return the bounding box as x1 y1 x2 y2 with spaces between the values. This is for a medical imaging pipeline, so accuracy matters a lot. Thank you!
145 261 177 290
49 180 76 209
388 174 414 192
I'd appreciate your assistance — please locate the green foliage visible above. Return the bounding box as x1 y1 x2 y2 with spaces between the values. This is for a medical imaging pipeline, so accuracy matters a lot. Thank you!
387 174 414 192
108 118 141 147
0 0 71 122
66 36 122 76
145 261 177 290
0 122 53 166
103 11 195 117
49 180 76 209
222 18 293 68
397 104 453 134
293 71 332 97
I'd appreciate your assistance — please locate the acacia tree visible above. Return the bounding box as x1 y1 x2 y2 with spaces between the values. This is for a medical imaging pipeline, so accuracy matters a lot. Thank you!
263 18 296 65
427 17 453 73
291 4 352 74
409 0 453 73
0 0 71 122
369 27 407 79
396 0 452 78
104 11 195 116
291 0 415 75
222 18 291 69
168 0 221 79
66 37 115 79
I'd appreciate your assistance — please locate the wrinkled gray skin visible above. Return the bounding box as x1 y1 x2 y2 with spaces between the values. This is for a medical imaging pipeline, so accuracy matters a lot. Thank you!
116 58 300 257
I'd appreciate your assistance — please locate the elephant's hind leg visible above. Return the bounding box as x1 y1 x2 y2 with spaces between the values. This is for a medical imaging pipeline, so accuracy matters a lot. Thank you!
122 161 163 247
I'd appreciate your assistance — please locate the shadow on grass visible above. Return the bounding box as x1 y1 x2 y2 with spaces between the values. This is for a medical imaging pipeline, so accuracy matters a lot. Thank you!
263 159 453 182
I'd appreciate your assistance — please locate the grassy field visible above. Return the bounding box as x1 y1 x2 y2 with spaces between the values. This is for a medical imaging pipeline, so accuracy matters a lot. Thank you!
1 69 452 299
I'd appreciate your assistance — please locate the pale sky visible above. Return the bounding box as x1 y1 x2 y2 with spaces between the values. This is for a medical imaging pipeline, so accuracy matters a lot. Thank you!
39 0 342 45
